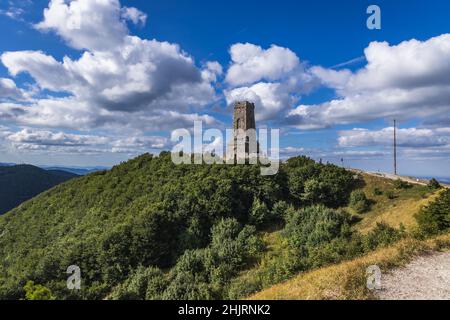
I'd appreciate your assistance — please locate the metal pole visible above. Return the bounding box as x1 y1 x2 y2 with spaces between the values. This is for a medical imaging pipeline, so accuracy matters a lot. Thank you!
394 119 397 175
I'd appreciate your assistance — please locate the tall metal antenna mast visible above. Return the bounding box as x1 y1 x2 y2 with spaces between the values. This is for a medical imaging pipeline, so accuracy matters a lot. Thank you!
394 119 397 175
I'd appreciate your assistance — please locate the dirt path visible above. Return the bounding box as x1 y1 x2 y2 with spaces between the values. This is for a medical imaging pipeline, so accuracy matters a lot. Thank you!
376 251 450 300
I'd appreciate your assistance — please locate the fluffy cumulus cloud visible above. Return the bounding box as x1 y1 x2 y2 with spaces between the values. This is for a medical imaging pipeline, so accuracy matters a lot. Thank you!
1 0 220 137
0 78 25 101
225 43 300 86
3 127 169 155
121 6 147 26
225 82 296 122
224 43 317 122
287 34 450 129
35 0 130 51
2 1 450 166
8 129 109 148
339 127 450 148
337 126 450 161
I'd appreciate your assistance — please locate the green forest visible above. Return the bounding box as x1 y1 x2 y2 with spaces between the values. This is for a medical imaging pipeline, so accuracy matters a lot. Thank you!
0 152 448 300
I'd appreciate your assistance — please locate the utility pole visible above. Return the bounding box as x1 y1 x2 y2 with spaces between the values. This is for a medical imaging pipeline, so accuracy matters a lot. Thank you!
394 119 397 175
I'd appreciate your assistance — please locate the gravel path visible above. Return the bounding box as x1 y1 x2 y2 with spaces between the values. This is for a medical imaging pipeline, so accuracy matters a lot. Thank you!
376 251 450 300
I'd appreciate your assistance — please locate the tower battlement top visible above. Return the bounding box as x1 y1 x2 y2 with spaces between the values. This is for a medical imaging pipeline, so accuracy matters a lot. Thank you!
233 101 256 131
234 101 255 110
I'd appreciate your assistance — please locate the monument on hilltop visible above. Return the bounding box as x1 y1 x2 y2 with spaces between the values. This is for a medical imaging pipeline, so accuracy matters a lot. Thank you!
227 101 258 162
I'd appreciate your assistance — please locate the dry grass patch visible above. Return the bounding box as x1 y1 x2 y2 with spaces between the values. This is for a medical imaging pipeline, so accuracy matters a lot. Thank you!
248 233 450 300
352 174 436 233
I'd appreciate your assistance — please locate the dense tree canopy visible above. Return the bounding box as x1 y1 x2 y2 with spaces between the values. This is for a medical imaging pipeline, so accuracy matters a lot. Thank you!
0 153 357 300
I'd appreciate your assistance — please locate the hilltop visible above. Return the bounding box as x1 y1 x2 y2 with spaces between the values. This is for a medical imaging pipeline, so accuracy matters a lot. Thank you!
0 153 355 299
0 153 448 300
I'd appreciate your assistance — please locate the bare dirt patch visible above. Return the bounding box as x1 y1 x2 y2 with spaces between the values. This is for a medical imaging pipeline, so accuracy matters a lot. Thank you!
376 251 450 300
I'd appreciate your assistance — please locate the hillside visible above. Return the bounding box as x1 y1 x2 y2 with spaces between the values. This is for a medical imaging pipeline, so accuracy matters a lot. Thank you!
0 153 357 299
0 153 447 300
249 233 450 300
0 165 78 215
247 183 450 300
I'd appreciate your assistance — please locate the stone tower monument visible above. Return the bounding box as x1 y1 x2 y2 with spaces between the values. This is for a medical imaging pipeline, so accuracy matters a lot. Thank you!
233 101 256 131
228 101 258 161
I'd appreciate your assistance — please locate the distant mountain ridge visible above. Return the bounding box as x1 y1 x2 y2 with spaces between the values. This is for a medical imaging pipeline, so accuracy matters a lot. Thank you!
0 164 78 215
0 163 15 167
40 166 109 176
0 162 109 175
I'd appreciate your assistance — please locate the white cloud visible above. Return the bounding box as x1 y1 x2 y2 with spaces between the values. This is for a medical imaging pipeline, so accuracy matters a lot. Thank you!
202 61 223 83
35 0 128 52
287 34 450 129
224 43 317 122
0 125 12 139
226 43 300 86
225 82 295 121
309 66 352 93
1 0 219 135
121 6 147 26
2 51 74 92
3 127 169 154
7 128 109 147
347 35 450 93
0 0 31 22
0 78 25 101
338 127 450 148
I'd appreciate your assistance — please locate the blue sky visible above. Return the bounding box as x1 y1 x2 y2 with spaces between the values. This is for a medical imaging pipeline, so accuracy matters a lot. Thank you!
0 0 450 178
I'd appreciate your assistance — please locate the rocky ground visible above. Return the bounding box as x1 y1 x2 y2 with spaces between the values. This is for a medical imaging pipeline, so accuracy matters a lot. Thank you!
376 251 450 300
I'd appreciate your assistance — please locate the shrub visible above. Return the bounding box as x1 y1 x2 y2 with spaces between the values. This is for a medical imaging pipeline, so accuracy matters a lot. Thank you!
301 178 327 205
162 218 263 300
386 191 396 199
258 249 306 288
428 178 442 190
211 218 263 264
250 197 270 226
415 189 450 236
349 190 370 213
393 179 411 190
283 205 353 250
226 274 263 300
109 266 167 300
162 249 216 300
306 237 362 268
271 201 289 220
362 222 404 252
373 188 383 196
285 159 355 208
23 281 55 300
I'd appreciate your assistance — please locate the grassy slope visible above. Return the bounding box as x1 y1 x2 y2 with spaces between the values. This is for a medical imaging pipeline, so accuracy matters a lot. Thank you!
246 173 443 300
350 174 433 233
249 233 450 300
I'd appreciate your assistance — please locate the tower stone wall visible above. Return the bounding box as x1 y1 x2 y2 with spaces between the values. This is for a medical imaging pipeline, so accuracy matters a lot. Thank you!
233 101 256 131
228 101 258 162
